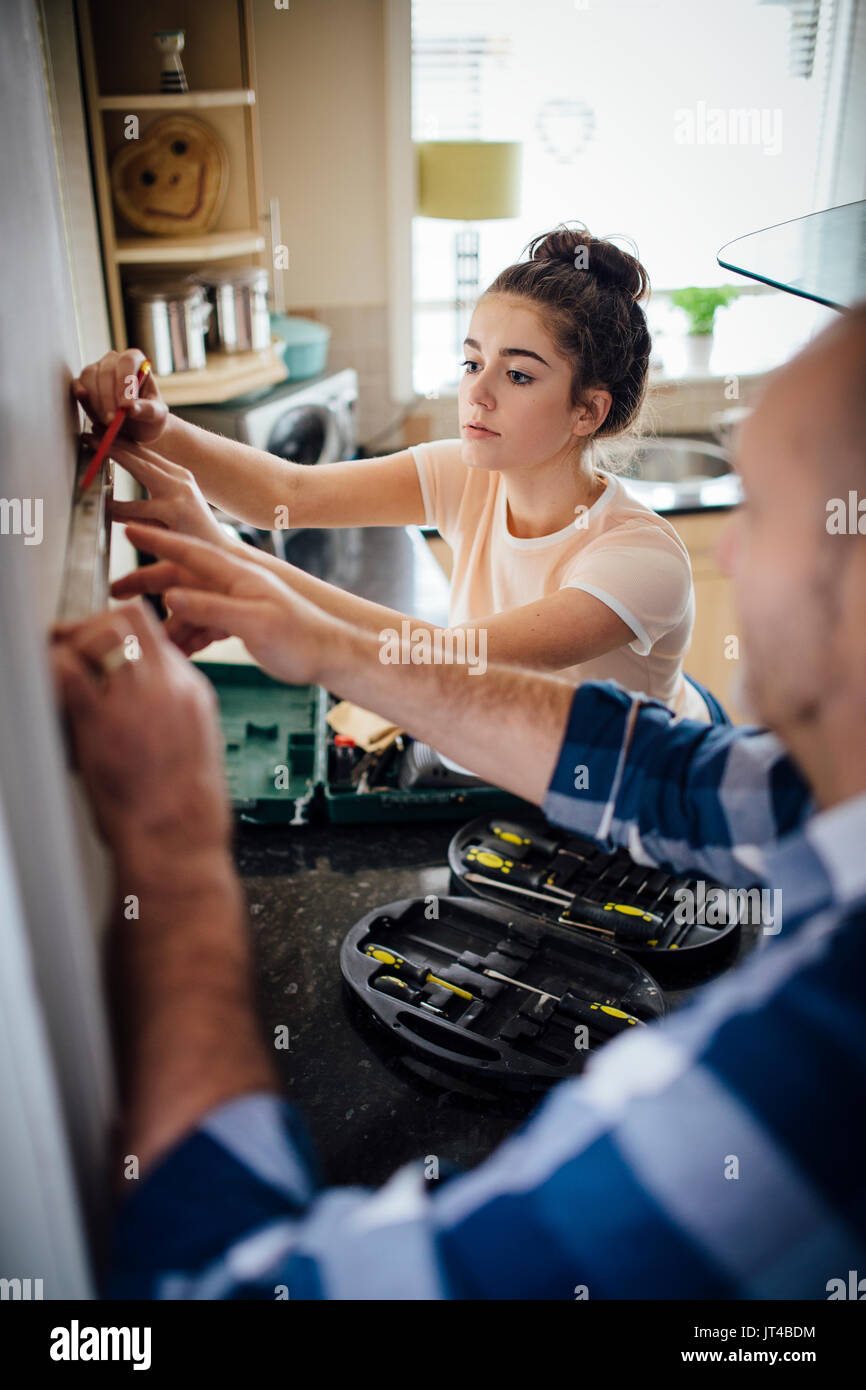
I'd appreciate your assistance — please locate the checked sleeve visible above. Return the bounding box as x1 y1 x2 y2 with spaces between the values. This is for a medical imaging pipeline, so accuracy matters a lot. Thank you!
541 680 812 887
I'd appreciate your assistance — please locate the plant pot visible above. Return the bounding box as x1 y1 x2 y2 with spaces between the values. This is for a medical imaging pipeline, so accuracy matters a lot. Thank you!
684 332 714 374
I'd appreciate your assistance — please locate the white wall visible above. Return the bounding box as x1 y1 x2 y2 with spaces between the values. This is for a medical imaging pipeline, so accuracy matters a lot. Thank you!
0 0 115 1296
253 0 388 308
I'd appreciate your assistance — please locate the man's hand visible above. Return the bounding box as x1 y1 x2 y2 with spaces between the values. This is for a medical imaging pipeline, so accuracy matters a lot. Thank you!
73 348 168 445
51 599 232 876
110 522 570 809
52 599 279 1176
111 523 340 684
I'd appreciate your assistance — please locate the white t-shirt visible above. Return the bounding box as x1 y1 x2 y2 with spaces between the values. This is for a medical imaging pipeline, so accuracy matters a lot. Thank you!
411 438 709 722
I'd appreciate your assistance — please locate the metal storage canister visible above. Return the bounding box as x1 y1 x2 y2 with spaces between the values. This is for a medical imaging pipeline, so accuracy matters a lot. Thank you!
125 280 211 375
196 265 271 353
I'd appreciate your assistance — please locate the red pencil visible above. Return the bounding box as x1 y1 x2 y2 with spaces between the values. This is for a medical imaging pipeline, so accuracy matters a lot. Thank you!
78 359 152 496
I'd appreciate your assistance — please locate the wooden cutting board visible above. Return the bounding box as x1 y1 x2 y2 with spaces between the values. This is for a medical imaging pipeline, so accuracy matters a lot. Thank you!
110 115 228 236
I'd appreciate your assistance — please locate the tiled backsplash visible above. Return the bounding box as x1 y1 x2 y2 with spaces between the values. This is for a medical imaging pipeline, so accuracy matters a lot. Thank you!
292 303 396 449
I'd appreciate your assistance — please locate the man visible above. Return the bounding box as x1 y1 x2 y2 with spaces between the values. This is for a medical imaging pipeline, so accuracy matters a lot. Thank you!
53 305 866 1298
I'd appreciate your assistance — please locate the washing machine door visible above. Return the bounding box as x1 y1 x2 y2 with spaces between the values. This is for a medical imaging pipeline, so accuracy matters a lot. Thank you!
267 404 337 465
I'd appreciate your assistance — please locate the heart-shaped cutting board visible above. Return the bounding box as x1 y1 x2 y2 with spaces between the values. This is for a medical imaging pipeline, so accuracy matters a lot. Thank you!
111 115 229 236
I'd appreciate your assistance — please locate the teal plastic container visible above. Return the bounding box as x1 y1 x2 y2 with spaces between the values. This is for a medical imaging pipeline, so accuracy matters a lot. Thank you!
270 314 331 381
198 660 532 825
198 663 328 823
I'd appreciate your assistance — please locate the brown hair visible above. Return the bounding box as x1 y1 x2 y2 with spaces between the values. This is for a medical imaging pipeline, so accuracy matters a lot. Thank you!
482 223 652 440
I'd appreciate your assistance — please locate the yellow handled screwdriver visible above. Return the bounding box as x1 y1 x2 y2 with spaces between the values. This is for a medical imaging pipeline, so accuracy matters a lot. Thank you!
404 934 644 1036
371 974 446 1015
463 867 662 943
465 844 572 894
364 943 475 1001
490 821 591 864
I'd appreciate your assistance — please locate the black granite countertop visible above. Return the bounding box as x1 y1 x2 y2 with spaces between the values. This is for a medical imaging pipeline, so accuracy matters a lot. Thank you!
235 523 527 1188
234 815 759 1190
280 524 451 626
235 817 542 1189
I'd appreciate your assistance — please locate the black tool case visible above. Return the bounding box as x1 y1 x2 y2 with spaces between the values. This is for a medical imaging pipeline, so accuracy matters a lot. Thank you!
340 895 666 1090
197 659 533 824
447 814 746 989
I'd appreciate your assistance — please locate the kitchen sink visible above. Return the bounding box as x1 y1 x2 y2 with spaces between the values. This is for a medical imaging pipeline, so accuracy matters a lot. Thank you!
611 437 743 512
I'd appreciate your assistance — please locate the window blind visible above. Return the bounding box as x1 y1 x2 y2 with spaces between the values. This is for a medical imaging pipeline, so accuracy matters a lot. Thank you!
759 0 827 78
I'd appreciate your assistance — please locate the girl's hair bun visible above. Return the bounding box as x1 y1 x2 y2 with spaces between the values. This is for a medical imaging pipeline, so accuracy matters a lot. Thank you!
527 224 649 304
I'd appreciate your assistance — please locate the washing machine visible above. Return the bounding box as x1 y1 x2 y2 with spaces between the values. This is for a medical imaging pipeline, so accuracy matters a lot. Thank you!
176 368 358 554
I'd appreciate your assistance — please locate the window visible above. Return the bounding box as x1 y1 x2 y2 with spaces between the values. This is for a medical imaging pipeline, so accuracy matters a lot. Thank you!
411 0 842 393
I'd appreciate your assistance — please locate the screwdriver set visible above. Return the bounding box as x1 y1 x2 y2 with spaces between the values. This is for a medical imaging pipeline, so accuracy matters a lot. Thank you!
340 895 666 1089
448 815 746 987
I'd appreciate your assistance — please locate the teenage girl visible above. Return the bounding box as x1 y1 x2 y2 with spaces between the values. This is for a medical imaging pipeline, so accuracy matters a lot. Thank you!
74 224 710 721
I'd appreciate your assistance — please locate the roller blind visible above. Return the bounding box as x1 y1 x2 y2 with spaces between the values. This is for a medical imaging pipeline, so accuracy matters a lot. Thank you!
760 0 824 77
411 0 513 141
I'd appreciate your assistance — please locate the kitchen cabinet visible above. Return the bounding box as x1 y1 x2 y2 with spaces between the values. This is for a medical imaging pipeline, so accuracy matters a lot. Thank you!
668 509 745 722
76 0 286 405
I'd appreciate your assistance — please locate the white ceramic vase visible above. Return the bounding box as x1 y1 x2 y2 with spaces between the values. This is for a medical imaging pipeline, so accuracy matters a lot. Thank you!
684 332 714 375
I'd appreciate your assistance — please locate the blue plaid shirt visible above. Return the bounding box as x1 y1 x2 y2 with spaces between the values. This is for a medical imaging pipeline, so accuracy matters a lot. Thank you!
107 681 866 1299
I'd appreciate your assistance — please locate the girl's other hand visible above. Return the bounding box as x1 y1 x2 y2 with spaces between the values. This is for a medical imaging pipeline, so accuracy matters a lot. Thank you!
72 348 168 444
107 439 231 550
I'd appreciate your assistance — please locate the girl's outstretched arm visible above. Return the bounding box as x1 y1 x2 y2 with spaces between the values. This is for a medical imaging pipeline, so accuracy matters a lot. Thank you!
157 414 427 530
105 431 633 674
234 545 635 672
74 348 426 531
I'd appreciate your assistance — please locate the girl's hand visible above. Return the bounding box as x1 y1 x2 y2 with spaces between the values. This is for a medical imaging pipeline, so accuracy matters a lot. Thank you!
73 348 168 444
107 438 231 550
112 524 335 687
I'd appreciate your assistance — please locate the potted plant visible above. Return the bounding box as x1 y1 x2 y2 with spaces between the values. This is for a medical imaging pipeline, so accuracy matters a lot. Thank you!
671 285 740 373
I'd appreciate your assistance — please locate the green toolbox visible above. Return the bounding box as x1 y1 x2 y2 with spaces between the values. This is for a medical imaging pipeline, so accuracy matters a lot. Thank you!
197 658 533 826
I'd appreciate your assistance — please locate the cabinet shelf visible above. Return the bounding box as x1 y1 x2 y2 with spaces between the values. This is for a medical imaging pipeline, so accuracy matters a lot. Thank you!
115 230 265 264
154 341 288 406
98 89 255 111
77 0 268 354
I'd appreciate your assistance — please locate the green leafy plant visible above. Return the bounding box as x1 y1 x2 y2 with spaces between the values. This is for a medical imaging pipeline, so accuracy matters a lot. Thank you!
671 286 740 336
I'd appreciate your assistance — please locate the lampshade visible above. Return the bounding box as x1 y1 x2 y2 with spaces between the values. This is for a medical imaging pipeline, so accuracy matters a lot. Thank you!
416 141 522 221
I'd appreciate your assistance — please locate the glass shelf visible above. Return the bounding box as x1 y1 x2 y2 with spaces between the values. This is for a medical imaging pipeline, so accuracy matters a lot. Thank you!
717 201 866 311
